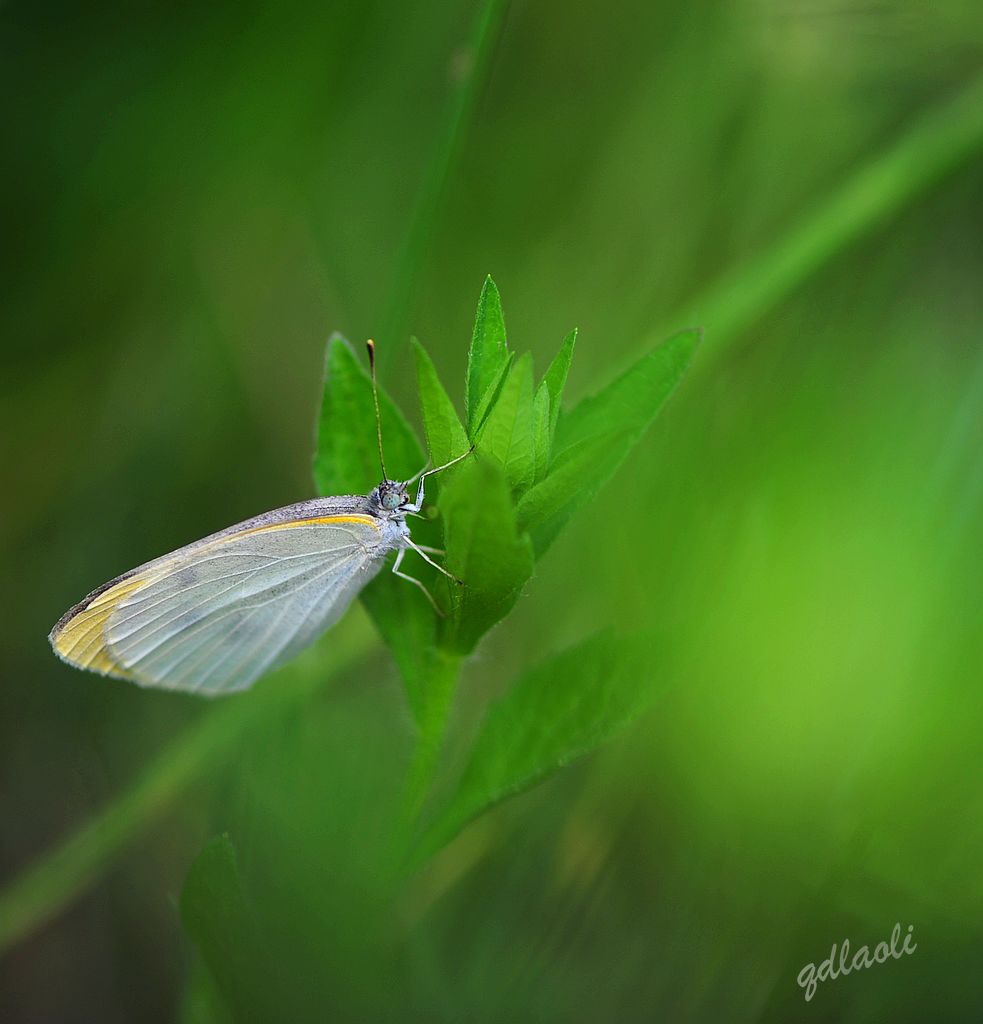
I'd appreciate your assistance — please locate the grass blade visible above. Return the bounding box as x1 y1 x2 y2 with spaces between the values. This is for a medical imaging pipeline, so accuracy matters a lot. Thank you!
656 75 983 369
0 625 373 955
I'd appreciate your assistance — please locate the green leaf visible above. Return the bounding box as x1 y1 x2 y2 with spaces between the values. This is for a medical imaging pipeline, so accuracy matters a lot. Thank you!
476 351 536 493
540 327 577 445
469 349 514 442
532 382 551 483
418 631 666 860
519 328 701 555
437 458 534 655
555 327 701 454
517 432 628 554
313 334 424 495
465 276 509 434
181 836 277 1024
412 337 469 470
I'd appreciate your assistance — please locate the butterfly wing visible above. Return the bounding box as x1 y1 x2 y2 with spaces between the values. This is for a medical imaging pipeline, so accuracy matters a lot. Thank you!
51 508 391 694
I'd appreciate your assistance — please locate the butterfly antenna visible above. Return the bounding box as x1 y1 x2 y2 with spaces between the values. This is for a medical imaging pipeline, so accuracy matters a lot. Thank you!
366 339 388 481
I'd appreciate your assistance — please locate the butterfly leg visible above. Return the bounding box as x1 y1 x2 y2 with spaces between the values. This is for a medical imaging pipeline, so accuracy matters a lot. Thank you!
407 446 475 511
406 539 463 585
391 548 445 616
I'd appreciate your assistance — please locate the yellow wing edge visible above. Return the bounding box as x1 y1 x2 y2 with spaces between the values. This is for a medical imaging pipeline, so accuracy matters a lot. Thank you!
233 514 379 539
49 513 381 679
50 574 151 678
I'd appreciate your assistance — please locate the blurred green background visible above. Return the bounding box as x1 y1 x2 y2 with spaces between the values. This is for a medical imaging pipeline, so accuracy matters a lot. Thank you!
3 0 983 1020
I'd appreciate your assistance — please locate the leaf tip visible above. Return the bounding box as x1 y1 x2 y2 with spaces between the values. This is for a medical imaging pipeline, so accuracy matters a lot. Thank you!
478 275 503 314
323 330 350 357
665 325 704 364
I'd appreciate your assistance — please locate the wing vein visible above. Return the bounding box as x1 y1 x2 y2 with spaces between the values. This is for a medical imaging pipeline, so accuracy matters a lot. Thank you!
130 550 366 690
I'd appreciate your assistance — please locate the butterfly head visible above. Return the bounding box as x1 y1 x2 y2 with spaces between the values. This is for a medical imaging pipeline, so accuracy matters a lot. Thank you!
374 479 411 514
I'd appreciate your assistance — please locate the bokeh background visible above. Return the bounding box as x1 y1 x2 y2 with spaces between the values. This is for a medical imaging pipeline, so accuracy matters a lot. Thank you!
3 1 983 1020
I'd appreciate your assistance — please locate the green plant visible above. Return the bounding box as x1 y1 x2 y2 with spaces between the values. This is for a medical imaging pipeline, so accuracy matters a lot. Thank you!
315 277 698 855
178 276 698 1013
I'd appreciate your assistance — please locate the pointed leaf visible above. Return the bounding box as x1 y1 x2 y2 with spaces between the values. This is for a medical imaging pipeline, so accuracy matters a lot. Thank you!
465 276 509 434
532 383 551 483
469 350 514 442
313 334 423 495
476 352 536 493
412 338 469 471
540 328 577 444
438 458 534 655
516 432 625 555
519 328 701 556
555 327 700 454
418 632 666 860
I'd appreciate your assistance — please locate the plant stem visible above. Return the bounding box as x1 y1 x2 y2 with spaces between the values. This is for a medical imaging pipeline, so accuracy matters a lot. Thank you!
656 73 983 368
379 0 509 356
0 621 374 955
397 649 463 854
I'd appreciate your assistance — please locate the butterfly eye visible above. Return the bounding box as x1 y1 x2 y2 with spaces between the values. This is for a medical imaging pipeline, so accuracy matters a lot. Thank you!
381 488 403 511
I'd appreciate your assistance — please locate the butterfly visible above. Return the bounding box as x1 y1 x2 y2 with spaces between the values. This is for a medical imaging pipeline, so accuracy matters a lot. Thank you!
49 341 470 696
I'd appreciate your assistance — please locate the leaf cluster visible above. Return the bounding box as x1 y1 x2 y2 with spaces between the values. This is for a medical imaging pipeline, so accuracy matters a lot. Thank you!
314 277 698 713
182 281 699 1004
312 277 698 849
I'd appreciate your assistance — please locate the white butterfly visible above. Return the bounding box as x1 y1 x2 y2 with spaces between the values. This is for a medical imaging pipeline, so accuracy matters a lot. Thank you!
50 341 469 695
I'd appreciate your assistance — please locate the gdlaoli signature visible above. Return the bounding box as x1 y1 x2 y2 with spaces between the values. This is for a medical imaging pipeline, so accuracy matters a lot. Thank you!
797 923 917 1002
